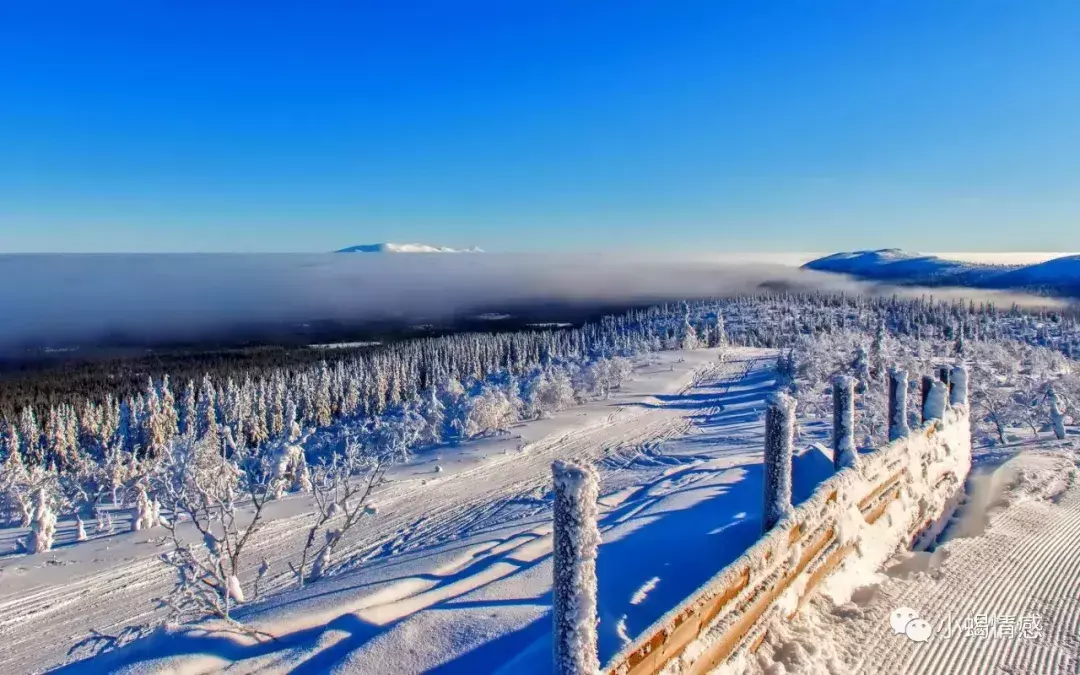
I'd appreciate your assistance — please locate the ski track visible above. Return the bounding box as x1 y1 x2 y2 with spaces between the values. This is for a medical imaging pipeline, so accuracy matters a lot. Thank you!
0 350 766 674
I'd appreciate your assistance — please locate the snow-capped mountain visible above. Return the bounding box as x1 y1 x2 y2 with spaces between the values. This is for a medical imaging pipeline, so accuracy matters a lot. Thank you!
804 249 1080 296
336 242 484 254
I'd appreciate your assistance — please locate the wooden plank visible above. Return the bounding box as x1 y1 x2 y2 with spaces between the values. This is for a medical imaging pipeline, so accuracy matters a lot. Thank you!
858 469 904 511
609 567 751 675
684 527 836 675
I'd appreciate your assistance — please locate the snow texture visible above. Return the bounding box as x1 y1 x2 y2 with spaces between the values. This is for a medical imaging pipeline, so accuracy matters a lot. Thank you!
763 392 796 532
552 459 602 675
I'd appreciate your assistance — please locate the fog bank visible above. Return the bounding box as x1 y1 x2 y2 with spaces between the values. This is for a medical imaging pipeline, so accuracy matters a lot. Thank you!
0 253 1063 352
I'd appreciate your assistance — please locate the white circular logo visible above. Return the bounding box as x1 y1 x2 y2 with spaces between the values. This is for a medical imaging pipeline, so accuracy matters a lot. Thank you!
891 607 933 643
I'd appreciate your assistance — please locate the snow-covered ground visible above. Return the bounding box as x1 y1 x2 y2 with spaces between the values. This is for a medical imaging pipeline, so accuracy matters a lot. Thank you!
6 341 1076 675
3 347 798 674
749 438 1080 675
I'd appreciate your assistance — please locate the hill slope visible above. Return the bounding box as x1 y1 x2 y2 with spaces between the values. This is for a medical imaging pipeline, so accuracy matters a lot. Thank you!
804 249 1080 296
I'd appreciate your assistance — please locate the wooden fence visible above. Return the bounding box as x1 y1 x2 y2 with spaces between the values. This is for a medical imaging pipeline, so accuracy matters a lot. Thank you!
551 364 972 675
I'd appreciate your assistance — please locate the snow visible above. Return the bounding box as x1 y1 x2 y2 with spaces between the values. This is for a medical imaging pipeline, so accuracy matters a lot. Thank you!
335 242 484 254
888 369 910 441
606 400 972 675
1 347 767 674
922 380 947 422
551 459 602 675
832 376 857 471
763 392 796 531
747 441 1080 675
4 324 1073 674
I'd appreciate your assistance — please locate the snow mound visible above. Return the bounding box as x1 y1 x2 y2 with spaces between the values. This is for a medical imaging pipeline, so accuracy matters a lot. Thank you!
336 243 484 254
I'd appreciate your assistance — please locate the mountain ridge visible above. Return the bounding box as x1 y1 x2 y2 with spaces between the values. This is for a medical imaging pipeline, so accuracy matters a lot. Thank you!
336 242 483 254
803 249 1080 297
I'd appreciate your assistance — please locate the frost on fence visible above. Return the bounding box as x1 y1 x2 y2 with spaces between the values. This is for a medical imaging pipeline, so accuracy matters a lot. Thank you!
832 376 858 471
949 364 969 408
763 392 796 532
922 381 947 423
551 460 601 675
888 368 910 441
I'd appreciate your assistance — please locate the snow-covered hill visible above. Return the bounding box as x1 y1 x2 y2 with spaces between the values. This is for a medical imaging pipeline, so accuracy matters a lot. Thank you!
993 254 1080 294
336 242 483 253
804 249 1080 296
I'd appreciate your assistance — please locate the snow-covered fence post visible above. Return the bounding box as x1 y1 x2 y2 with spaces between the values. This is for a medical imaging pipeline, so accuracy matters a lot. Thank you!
938 366 953 402
888 368 910 442
551 460 600 675
763 392 796 532
1049 386 1067 440
949 365 969 408
920 375 935 423
832 377 857 471
922 381 947 423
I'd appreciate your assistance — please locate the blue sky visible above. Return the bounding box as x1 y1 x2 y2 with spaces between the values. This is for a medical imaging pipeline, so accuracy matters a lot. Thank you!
1 1 1077 253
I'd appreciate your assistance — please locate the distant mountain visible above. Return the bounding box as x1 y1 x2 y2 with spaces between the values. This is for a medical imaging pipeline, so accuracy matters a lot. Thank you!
803 249 1080 297
336 242 483 254
993 255 1080 296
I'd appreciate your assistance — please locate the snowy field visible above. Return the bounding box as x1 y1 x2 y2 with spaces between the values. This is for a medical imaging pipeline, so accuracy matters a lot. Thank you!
3 305 1079 674
3 347 799 673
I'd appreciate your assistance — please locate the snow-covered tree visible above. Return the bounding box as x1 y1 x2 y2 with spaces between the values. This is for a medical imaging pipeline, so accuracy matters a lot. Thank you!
27 488 57 553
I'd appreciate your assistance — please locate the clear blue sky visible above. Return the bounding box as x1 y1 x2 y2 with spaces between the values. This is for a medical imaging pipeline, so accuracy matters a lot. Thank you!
1 1 1077 253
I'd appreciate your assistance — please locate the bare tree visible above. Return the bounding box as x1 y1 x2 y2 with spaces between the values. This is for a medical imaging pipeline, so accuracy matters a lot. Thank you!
291 415 416 587
151 431 282 632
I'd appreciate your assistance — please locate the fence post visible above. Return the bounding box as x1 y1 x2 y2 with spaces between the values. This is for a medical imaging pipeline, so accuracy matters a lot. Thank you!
920 375 934 423
949 365 968 408
832 376 858 471
764 392 796 532
938 366 953 400
888 368 910 441
551 460 601 675
922 381 947 422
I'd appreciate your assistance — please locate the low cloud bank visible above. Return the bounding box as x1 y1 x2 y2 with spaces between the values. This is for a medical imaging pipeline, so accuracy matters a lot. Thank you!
0 253 1063 352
